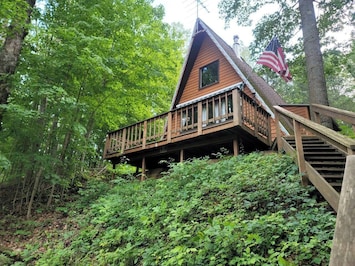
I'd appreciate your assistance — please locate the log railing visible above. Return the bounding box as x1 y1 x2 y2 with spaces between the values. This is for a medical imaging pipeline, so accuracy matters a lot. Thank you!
104 88 271 158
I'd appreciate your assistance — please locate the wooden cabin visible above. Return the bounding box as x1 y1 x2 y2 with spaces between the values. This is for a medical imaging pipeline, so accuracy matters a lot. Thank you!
103 19 303 174
102 18 355 222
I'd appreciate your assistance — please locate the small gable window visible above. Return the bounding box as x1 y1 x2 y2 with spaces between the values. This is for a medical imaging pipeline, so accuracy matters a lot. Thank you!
200 60 219 88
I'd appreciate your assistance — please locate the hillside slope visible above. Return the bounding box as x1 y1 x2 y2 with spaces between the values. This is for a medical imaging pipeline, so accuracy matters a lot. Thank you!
2 153 336 265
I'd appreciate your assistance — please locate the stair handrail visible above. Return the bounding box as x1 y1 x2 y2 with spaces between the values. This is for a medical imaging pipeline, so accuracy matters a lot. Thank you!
274 106 355 155
311 104 355 133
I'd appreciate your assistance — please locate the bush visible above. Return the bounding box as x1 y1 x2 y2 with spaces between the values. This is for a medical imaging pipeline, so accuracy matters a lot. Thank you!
37 153 335 265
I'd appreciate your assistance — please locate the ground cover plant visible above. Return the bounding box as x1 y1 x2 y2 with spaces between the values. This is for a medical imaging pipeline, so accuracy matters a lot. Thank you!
2 153 336 265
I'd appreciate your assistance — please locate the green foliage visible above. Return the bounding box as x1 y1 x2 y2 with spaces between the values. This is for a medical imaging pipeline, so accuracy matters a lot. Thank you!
218 0 354 111
36 153 335 265
0 0 186 213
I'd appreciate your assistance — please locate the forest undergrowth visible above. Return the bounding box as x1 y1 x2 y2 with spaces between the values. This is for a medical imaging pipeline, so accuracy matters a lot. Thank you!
0 152 336 265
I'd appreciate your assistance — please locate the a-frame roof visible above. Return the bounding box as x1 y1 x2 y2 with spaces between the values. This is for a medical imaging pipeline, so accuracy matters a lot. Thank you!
170 18 286 114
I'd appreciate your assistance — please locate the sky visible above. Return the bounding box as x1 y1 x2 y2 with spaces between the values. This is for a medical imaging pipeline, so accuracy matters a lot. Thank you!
152 0 255 47
152 0 353 51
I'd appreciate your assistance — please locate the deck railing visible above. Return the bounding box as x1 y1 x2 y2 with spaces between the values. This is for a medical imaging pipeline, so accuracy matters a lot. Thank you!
104 88 271 158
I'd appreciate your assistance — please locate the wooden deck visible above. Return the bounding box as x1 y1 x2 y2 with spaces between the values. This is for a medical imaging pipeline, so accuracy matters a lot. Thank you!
104 86 272 168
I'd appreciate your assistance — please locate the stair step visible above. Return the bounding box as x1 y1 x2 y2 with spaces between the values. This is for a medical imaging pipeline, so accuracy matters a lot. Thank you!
302 144 332 148
304 151 343 156
314 167 345 172
303 146 337 152
287 140 327 144
328 182 343 187
305 156 346 161
309 161 345 166
322 174 344 179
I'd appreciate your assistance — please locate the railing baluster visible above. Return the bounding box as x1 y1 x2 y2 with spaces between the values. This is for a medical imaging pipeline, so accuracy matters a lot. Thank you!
254 104 258 136
232 89 241 125
167 112 172 142
198 101 202 135
121 128 126 153
142 121 147 148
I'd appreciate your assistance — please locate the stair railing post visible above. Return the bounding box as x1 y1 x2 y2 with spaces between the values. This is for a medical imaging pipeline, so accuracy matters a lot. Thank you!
293 119 308 186
275 111 283 152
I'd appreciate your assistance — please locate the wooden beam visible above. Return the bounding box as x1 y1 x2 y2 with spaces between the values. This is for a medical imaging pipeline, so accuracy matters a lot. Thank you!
330 156 355 265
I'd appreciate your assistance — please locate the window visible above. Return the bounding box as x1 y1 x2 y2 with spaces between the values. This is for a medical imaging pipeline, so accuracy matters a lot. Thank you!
200 60 219 88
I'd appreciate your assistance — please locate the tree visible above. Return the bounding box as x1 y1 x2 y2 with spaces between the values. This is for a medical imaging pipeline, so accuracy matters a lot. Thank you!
0 0 185 216
299 0 331 127
0 0 36 127
218 0 354 128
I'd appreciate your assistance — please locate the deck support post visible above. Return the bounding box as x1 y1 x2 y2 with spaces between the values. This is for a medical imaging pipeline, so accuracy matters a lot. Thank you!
293 120 308 186
330 155 355 266
141 157 146 181
233 139 239 156
180 149 184 162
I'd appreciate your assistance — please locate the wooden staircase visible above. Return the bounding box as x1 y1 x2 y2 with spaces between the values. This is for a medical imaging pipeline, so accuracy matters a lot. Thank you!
274 104 355 212
284 136 346 192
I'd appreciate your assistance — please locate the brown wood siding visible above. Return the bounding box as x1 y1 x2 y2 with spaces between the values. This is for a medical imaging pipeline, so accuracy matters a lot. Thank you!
270 118 278 140
282 105 310 120
178 35 242 105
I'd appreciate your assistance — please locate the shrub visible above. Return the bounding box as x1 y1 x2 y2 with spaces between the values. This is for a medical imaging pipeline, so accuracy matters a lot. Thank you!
37 153 335 265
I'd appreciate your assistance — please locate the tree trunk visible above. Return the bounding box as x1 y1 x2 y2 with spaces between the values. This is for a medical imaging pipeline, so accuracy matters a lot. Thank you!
298 0 332 128
0 0 36 127
26 166 43 219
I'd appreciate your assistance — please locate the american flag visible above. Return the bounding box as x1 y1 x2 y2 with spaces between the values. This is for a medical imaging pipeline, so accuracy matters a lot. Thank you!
257 36 292 82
